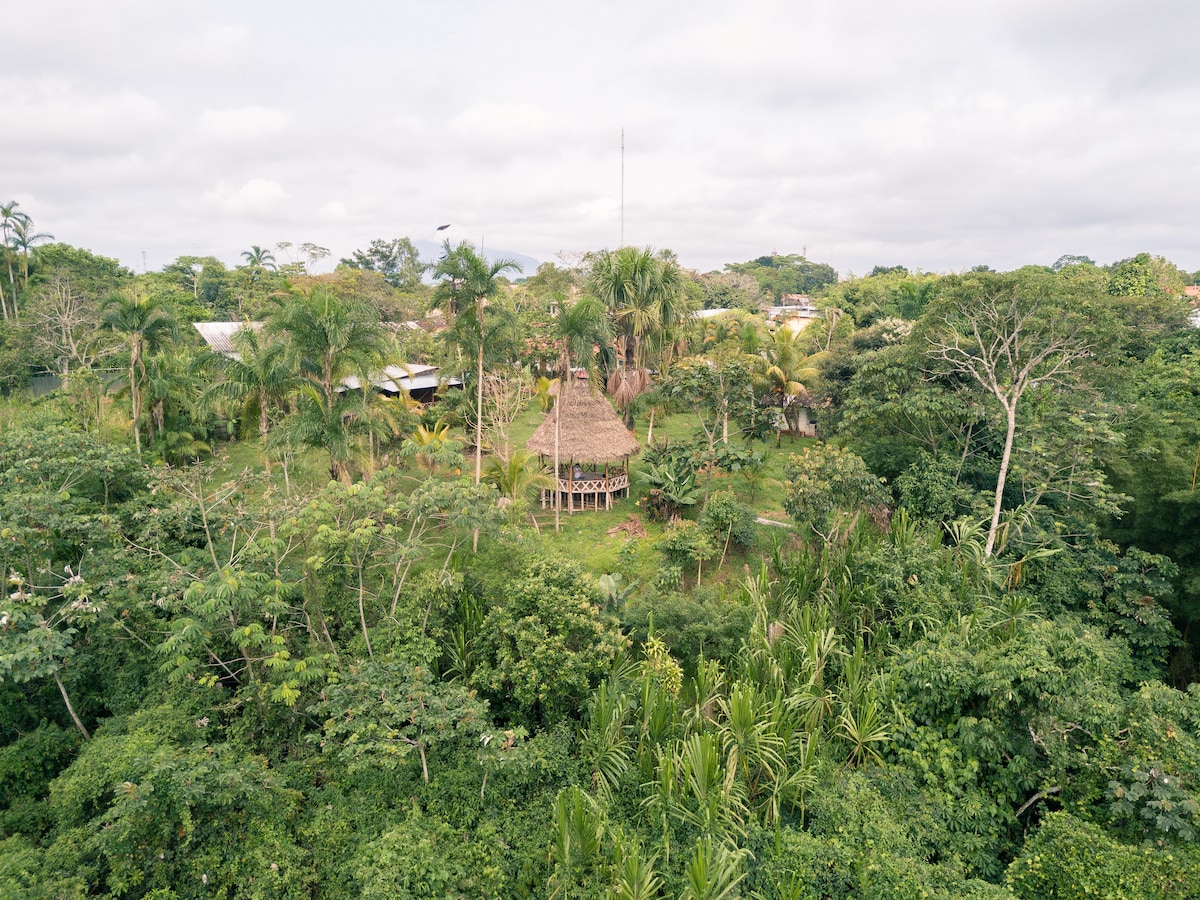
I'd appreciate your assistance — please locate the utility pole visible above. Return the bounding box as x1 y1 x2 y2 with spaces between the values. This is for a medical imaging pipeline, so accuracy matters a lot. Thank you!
620 127 625 246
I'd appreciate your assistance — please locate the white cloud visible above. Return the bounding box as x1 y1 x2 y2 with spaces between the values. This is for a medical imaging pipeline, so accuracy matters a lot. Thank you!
1 79 166 152
318 201 350 222
196 106 292 142
201 179 288 217
451 103 548 136
7 1 1200 276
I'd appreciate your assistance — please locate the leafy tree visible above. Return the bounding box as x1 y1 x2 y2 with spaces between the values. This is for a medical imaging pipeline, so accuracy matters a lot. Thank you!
698 490 757 565
657 520 717 585
0 573 100 741
1007 811 1200 899
471 555 628 724
1108 252 1185 300
725 253 838 300
350 810 509 899
339 237 426 291
159 255 233 316
658 353 766 455
696 270 766 311
317 655 489 784
44 704 313 897
0 320 39 390
0 424 140 740
782 444 888 539
838 341 982 480
23 243 133 298
924 273 1092 555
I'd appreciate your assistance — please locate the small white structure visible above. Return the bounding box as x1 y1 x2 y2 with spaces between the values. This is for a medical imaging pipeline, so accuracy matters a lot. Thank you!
766 296 823 333
193 322 458 401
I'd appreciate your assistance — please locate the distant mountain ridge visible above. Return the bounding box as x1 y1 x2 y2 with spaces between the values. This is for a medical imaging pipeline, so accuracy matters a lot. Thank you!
413 239 541 280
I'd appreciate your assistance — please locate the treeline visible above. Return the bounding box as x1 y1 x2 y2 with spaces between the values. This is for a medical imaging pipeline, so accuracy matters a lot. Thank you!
0 213 1199 897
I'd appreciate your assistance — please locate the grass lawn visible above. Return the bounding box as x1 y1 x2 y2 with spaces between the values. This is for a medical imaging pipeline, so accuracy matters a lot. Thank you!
203 395 817 592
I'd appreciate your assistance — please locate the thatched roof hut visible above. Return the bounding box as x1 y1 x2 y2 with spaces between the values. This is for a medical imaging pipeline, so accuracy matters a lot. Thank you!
526 379 639 464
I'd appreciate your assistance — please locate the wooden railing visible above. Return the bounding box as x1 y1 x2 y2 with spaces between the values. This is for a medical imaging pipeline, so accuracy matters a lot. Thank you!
541 469 631 511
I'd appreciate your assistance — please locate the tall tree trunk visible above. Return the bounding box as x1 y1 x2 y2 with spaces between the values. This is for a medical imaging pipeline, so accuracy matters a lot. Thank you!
259 388 270 438
473 314 484 551
358 566 374 659
985 403 1017 558
130 349 142 456
55 672 91 741
475 339 484 486
554 385 562 532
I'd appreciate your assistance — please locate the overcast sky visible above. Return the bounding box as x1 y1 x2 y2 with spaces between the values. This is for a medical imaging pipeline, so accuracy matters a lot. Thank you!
6 0 1199 279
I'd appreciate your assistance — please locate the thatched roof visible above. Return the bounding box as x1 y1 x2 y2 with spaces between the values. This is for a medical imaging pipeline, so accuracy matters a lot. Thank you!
526 379 640 463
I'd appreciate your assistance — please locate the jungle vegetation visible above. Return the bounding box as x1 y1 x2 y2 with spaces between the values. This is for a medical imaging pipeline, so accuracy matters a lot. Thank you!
1 220 1199 898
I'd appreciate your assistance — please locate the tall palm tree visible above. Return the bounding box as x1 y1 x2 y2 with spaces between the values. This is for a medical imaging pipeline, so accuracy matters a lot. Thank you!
241 244 277 277
201 325 297 450
267 286 393 482
588 247 685 424
752 327 827 446
430 240 521 485
11 217 53 296
0 201 30 320
100 289 178 455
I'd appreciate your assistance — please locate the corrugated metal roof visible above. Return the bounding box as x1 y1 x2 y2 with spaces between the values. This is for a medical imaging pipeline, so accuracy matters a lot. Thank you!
193 321 263 356
193 323 459 393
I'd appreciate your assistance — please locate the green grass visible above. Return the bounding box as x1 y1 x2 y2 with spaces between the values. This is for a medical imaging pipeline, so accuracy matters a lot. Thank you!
201 399 816 592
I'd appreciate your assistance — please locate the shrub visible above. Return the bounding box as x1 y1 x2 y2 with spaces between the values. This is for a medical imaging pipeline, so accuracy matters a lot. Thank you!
698 490 758 552
783 444 888 537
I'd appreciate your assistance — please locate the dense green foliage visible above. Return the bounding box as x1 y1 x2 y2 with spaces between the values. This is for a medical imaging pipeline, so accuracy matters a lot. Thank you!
1 227 1199 896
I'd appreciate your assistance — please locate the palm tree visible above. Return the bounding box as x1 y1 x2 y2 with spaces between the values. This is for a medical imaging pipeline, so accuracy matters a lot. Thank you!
241 244 277 278
201 326 297 471
752 327 826 446
11 217 53 295
401 420 464 474
484 448 553 503
100 289 178 455
588 247 685 424
0 201 30 320
268 385 376 484
267 286 393 482
430 240 522 486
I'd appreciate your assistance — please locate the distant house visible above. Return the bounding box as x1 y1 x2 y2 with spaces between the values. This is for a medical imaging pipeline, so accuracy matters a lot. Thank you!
693 307 734 320
192 321 263 359
192 322 458 402
766 296 823 333
339 364 457 404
